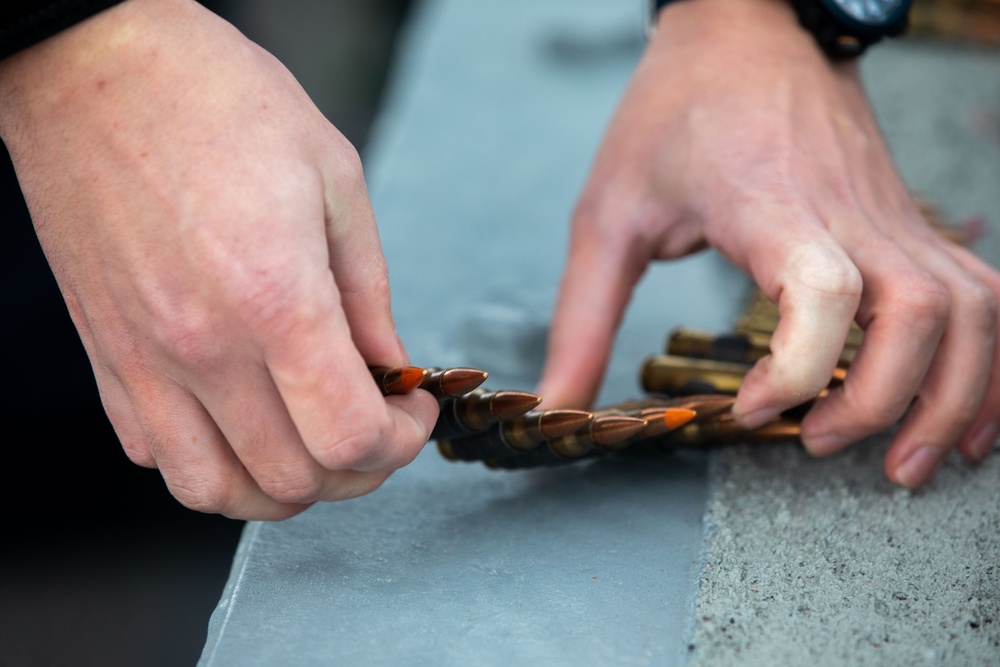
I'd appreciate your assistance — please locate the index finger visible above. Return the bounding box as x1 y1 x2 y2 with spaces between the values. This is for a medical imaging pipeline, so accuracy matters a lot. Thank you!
262 278 438 473
722 212 862 428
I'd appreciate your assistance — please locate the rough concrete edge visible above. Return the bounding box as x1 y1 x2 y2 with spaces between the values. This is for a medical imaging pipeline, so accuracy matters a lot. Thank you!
681 449 724 665
197 520 262 667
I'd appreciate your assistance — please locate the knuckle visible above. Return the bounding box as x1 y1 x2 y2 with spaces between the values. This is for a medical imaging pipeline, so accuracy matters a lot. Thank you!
891 273 951 328
847 395 911 433
786 246 863 299
120 437 156 468
570 193 660 268
312 415 387 470
233 274 322 338
166 473 233 515
255 467 324 505
330 139 368 196
961 279 999 334
158 310 224 371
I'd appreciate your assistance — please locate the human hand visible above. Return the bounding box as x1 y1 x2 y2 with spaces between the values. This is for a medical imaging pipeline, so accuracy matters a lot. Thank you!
537 0 999 487
0 0 438 519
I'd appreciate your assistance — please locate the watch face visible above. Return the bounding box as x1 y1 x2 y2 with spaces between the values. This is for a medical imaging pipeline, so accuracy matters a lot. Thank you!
827 0 907 26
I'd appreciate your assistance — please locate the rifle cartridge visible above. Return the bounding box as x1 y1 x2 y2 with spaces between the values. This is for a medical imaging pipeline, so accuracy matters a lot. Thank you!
640 355 751 396
667 326 859 368
664 413 802 448
641 355 847 397
430 389 541 440
369 365 428 396
735 313 865 350
668 395 737 422
419 366 489 399
667 327 768 364
551 414 647 457
502 409 594 450
635 407 697 438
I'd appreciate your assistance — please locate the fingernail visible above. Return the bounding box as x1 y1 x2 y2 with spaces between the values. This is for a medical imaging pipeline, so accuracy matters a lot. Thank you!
802 432 849 457
966 421 999 461
733 406 781 430
893 446 947 489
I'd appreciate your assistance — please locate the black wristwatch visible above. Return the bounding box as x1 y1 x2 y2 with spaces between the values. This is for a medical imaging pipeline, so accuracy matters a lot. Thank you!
648 0 912 60
789 0 912 59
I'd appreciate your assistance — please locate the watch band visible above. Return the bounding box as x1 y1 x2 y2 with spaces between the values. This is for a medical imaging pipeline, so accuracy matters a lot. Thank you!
790 0 911 59
646 0 685 35
0 0 127 60
648 0 910 59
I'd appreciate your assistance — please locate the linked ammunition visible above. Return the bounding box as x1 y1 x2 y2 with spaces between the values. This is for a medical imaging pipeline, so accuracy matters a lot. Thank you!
430 389 542 441
593 400 697 438
486 415 646 469
594 395 735 424
439 408 593 462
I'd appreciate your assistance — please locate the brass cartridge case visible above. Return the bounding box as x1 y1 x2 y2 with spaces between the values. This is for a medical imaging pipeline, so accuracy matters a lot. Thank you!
640 355 752 396
667 327 767 364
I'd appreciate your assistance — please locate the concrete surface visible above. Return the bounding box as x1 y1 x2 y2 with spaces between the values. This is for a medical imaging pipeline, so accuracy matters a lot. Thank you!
199 2 1000 666
687 39 1000 667
200 1 738 665
690 436 999 666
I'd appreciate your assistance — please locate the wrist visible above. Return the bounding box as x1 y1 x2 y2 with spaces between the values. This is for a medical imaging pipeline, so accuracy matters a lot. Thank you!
0 0 193 138
650 0 819 58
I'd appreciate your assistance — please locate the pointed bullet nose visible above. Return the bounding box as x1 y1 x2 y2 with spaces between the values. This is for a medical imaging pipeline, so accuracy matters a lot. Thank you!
591 415 646 446
538 409 594 439
638 407 695 436
439 368 489 397
686 395 737 422
489 391 543 420
663 407 697 430
371 365 428 395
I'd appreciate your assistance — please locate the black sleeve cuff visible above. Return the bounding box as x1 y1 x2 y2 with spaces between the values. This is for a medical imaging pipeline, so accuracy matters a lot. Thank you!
0 0 128 60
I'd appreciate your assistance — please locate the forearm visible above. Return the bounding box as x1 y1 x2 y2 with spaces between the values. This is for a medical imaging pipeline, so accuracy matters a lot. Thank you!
0 0 127 60
0 0 206 142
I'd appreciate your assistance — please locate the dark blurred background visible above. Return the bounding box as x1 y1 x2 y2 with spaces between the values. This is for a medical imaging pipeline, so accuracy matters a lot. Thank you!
0 2 412 665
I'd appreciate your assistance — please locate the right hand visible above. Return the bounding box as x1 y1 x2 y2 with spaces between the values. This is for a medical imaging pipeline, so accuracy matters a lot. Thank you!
536 0 1000 488
0 0 438 520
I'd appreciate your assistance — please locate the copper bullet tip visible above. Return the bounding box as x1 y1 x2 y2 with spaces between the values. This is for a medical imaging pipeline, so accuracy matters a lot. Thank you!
638 407 697 436
489 391 543 420
591 415 647 446
421 367 489 398
685 395 737 422
370 365 428 395
537 409 594 439
663 407 697 430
